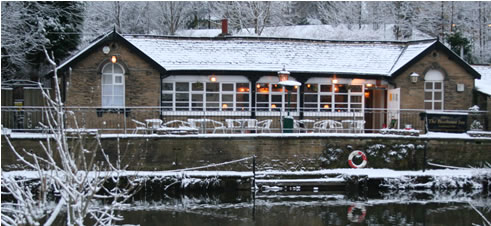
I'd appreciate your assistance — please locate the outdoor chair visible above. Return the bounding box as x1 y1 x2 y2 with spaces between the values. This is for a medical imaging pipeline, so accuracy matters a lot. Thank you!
242 119 258 133
353 120 366 133
211 120 226 134
313 120 328 133
131 119 147 134
293 120 305 133
326 120 343 133
257 119 272 133
225 119 242 133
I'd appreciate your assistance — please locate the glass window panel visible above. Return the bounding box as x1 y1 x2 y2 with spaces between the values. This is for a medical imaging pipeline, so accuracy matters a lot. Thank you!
192 82 204 91
320 84 332 92
304 104 317 111
335 84 348 93
350 96 362 103
192 94 203 101
176 93 189 101
114 97 124 106
222 94 233 102
237 83 249 92
257 83 269 93
114 75 123 84
434 102 442 110
288 94 297 102
335 104 348 111
113 64 123 74
351 104 362 109
102 65 112 74
425 82 433 90
236 94 249 102
434 82 442 89
334 95 348 102
320 95 332 102
271 95 282 102
114 85 124 95
257 94 268 102
191 102 203 107
304 94 317 102
434 92 442 100
206 83 219 92
350 85 362 92
102 96 111 106
161 102 172 107
236 103 249 111
102 85 112 95
162 83 173 91
222 83 234 91
176 103 189 111
424 102 433 109
304 84 318 93
271 84 282 92
102 74 112 84
206 93 219 101
256 103 269 111
176 82 189 91
424 92 432 100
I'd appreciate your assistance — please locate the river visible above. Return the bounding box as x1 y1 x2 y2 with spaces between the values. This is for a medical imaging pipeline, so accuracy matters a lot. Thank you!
112 190 490 225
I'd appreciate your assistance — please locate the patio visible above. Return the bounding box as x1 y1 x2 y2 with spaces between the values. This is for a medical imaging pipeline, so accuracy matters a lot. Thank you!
1 106 488 135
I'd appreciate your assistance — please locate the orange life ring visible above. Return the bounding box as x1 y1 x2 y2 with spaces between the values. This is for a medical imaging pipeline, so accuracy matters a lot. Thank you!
348 151 367 168
347 204 367 223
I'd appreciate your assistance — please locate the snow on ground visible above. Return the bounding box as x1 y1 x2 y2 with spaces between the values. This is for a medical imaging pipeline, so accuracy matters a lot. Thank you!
4 130 491 140
3 168 488 180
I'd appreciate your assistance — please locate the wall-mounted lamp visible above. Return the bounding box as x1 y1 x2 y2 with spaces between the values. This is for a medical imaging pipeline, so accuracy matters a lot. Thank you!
111 55 117 64
366 83 373 88
332 79 339 84
410 72 419 83
277 65 290 82
209 74 217 82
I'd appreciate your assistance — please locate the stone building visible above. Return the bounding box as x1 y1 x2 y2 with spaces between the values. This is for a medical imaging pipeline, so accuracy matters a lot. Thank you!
46 29 482 133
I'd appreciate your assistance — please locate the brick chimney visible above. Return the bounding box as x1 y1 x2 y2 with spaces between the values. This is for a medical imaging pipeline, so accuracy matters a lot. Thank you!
221 19 228 36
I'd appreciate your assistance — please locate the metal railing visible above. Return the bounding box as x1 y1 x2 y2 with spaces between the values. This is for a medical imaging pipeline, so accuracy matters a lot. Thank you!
1 106 488 134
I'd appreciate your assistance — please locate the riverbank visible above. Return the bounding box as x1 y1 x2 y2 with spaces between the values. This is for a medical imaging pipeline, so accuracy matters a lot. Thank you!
3 168 490 195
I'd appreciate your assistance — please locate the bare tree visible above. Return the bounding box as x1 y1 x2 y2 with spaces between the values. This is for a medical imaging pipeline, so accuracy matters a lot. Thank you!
155 1 192 35
1 49 138 225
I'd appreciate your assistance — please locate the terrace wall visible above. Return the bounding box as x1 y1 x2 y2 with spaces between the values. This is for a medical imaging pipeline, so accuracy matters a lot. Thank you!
2 135 490 171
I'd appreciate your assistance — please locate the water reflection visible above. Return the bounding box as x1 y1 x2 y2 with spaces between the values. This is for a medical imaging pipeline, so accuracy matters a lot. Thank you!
115 191 490 225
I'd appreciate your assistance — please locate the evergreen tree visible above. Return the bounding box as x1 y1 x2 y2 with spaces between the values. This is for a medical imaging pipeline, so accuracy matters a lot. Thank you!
446 32 473 63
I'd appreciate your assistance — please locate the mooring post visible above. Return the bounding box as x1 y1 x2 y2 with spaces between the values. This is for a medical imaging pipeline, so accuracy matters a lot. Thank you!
252 155 256 192
423 140 428 172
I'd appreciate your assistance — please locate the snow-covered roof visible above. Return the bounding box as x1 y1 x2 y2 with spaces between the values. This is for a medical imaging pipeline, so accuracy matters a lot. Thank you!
124 35 437 76
472 65 491 96
176 24 433 41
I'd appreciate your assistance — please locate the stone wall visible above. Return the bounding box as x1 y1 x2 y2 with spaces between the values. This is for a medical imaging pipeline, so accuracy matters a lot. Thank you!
393 49 475 110
3 135 490 171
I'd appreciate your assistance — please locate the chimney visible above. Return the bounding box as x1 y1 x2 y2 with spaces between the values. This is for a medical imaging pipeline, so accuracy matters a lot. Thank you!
221 19 228 36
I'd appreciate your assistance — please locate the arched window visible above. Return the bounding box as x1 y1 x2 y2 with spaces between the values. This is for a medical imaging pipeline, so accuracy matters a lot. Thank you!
101 63 125 107
424 69 444 110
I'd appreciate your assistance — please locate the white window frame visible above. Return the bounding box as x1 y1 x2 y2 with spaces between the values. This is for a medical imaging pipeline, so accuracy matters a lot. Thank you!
101 63 125 108
424 70 444 111
302 83 365 113
255 82 300 113
161 76 251 115
424 81 444 110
